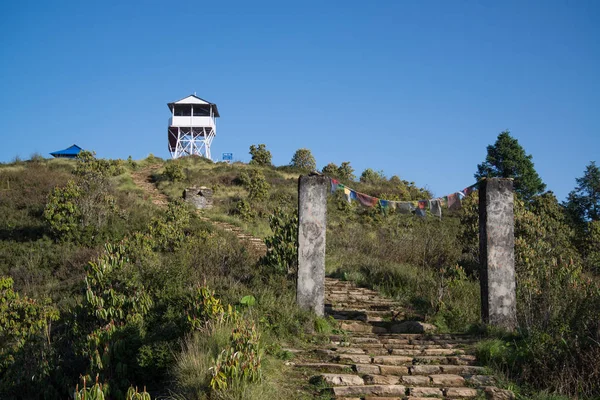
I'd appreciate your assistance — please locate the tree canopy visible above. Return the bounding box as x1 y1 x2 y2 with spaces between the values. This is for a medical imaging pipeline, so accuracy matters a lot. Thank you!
249 144 272 166
290 148 316 171
565 161 600 225
475 131 546 200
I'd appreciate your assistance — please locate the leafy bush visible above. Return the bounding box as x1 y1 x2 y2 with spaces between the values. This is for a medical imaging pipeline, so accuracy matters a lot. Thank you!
74 243 153 397
262 208 298 275
234 199 256 221
74 150 125 178
43 168 120 245
148 201 192 252
43 179 82 241
239 169 270 202
163 161 186 182
249 144 272 167
0 277 59 397
187 285 239 332
210 321 263 391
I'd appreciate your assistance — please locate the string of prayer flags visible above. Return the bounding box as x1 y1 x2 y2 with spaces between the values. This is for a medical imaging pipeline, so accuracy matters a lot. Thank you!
326 177 480 218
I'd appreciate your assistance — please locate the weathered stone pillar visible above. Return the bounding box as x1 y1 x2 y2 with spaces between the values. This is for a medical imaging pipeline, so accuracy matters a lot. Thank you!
479 178 517 331
297 175 328 316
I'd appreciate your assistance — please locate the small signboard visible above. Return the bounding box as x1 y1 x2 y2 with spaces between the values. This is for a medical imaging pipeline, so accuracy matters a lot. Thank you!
222 153 233 163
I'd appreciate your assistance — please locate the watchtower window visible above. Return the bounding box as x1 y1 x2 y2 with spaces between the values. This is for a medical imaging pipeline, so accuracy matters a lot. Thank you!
174 105 191 116
193 106 210 117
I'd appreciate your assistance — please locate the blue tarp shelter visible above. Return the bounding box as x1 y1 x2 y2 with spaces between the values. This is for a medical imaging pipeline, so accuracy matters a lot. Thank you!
50 144 83 159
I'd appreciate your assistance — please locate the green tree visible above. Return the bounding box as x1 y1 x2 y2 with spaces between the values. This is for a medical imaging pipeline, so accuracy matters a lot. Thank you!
360 168 386 184
475 131 546 200
249 144 272 166
337 162 355 182
565 161 600 273
290 148 316 171
565 161 600 225
321 162 339 177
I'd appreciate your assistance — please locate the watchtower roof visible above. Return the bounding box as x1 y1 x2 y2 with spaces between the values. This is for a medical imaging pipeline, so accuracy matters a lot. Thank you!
167 94 220 117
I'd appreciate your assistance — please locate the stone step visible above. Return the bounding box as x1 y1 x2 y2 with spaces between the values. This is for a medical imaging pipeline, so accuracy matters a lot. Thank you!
315 372 469 387
339 320 437 335
333 354 478 366
330 384 407 397
327 385 478 398
328 346 467 357
350 364 487 377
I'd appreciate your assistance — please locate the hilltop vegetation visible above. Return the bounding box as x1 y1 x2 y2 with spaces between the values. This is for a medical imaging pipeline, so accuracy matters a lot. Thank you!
1 137 599 399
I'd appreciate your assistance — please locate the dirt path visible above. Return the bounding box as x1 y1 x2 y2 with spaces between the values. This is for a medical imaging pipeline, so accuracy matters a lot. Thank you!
130 166 267 256
130 165 169 208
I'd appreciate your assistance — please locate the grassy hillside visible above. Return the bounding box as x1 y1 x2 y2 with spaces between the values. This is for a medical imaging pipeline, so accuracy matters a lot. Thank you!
1 152 599 399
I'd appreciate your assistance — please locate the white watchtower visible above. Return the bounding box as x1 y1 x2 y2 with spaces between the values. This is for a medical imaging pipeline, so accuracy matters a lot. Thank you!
167 94 220 159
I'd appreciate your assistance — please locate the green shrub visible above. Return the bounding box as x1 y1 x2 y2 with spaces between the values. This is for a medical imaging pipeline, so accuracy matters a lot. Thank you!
187 285 239 332
262 208 298 275
249 144 272 167
164 161 186 182
74 150 124 177
74 243 153 397
210 321 263 391
239 169 270 202
43 179 82 241
0 277 59 397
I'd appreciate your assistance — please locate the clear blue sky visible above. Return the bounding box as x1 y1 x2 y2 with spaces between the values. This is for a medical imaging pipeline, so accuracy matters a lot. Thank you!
1 0 598 200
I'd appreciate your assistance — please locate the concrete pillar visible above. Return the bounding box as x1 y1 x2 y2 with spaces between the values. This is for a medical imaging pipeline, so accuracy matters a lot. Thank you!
297 175 328 316
479 178 517 331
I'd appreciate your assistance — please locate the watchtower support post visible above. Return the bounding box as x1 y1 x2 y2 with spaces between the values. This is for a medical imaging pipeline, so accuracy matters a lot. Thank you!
479 178 518 331
297 175 328 316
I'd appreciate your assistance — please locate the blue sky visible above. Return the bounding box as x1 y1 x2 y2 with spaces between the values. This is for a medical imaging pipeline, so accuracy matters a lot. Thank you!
0 1 598 200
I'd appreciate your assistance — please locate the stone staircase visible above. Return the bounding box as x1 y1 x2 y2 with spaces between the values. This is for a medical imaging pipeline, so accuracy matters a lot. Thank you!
201 218 267 257
294 278 512 399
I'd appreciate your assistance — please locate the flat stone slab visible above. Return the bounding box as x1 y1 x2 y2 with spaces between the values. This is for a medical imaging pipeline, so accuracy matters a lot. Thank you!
409 387 443 397
401 375 430 385
363 374 400 385
332 384 406 397
430 374 465 386
446 387 479 397
372 355 413 365
410 365 443 375
340 321 373 333
440 365 486 375
354 364 381 374
336 354 372 364
465 374 496 386
379 365 410 375
316 373 364 386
